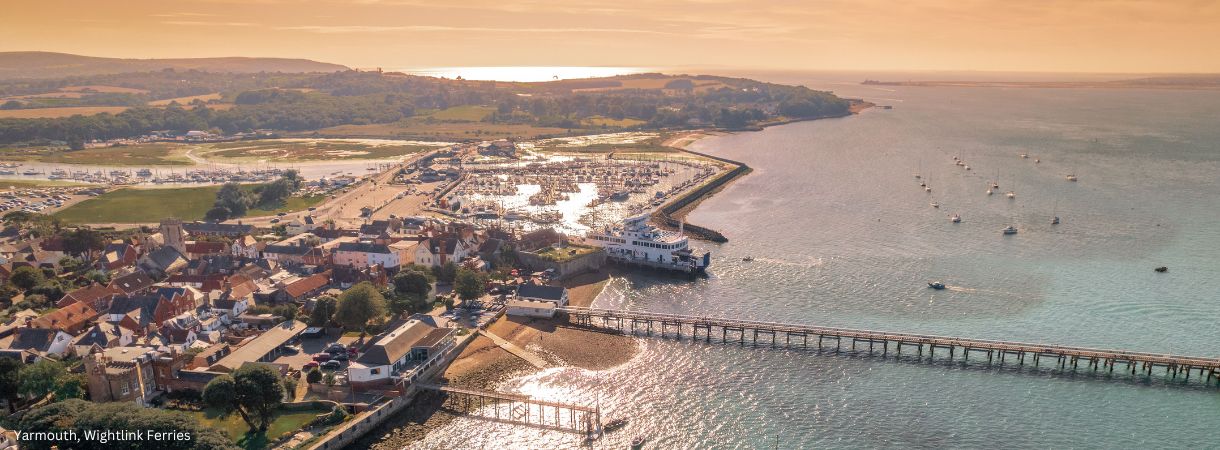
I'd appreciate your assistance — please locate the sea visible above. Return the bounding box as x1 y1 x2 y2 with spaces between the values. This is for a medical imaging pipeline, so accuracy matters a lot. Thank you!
408 71 1220 448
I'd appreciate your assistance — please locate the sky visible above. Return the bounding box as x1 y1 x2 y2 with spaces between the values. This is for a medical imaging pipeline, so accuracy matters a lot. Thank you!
4 0 1220 74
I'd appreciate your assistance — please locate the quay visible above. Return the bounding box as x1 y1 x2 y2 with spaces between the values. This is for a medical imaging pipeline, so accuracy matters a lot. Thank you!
561 306 1220 385
418 384 602 435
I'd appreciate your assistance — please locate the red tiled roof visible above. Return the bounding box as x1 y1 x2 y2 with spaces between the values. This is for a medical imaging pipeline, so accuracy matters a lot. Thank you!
31 301 98 332
282 272 330 299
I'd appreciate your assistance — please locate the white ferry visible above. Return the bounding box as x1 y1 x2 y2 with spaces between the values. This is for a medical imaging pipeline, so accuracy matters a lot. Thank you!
586 213 710 274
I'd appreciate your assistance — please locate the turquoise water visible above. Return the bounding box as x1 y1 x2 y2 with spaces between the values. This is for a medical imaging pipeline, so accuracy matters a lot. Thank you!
410 76 1220 448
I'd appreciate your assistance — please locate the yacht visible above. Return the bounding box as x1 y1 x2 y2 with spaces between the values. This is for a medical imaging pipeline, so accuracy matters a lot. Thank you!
586 213 710 274
1002 225 1018 235
0 169 15 175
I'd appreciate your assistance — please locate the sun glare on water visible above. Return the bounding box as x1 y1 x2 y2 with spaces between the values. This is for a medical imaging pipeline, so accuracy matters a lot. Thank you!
398 66 647 82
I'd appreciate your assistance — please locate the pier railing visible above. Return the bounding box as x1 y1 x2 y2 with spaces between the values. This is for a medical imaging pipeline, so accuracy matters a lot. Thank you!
559 306 1220 383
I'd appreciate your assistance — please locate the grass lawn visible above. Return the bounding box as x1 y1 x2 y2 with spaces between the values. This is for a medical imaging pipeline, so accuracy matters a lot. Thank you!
534 244 601 262
54 185 324 224
0 143 192 166
422 105 496 121
188 407 327 450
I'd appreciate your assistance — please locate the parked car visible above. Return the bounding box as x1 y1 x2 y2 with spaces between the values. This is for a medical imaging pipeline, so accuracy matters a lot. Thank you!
332 352 349 362
303 361 319 370
270 218 280 224
326 343 346 354
321 360 342 370
312 353 332 362
282 345 301 354
277 212 287 216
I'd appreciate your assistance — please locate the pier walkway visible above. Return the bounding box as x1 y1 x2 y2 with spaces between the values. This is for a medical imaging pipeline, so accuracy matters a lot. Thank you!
477 329 549 369
418 383 600 434
560 306 1220 385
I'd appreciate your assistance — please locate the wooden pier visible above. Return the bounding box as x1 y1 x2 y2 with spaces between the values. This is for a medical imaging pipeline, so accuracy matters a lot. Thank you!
418 384 602 434
561 306 1220 385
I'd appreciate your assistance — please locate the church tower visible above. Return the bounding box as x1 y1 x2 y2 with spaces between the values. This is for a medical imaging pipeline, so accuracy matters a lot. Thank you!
160 218 186 254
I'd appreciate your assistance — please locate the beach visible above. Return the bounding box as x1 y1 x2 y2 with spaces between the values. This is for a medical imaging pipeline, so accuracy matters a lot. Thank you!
355 270 635 449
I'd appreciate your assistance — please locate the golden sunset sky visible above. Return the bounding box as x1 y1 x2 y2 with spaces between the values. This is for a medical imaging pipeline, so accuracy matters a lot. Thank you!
4 0 1219 73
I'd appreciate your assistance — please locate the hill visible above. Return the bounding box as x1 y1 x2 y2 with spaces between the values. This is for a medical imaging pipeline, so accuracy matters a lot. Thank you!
0 51 348 79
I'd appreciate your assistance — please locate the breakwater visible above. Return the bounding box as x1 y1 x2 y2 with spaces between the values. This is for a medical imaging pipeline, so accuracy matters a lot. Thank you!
651 146 751 243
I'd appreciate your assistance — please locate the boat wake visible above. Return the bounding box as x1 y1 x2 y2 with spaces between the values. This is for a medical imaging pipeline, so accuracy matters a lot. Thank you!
748 256 824 269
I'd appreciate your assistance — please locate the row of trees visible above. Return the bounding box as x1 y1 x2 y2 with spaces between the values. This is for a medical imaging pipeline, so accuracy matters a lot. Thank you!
18 399 239 450
0 358 85 412
305 264 488 332
205 171 302 221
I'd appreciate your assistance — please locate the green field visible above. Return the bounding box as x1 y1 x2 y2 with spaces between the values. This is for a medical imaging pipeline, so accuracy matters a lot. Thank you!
200 140 433 161
0 143 191 166
188 407 328 450
54 185 324 224
422 105 496 121
0 179 96 189
583 116 647 128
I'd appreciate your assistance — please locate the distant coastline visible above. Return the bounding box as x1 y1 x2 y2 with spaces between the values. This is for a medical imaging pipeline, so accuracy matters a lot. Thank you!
862 77 1220 90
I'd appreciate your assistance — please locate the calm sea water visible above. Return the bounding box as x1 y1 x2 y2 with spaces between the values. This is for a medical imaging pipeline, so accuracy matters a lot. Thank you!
411 74 1220 448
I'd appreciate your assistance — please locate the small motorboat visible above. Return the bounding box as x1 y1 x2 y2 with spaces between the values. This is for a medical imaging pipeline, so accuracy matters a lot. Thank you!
1052 216 1060 225
603 418 628 432
1006 191 1016 199
1065 174 1078 182
964 165 970 170
930 202 940 208
1020 153 1029 159
1002 225 1018 235
949 213 961 223
925 186 931 192
1035 158 1041 163
986 189 994 195
742 256 754 262
1155 266 1168 273
928 281 946 290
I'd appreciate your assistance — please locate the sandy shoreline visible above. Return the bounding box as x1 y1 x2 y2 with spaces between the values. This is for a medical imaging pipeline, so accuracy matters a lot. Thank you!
354 271 634 449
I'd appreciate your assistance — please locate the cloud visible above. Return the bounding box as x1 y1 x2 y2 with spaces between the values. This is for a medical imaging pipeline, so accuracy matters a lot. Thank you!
275 25 677 35
162 21 258 27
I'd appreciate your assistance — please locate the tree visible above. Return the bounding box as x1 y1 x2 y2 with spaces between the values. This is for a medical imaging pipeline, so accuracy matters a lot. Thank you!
454 268 487 301
62 228 105 258
205 206 231 222
10 265 45 290
306 368 322 384
215 182 252 217
272 304 298 322
393 270 432 298
0 356 20 412
204 365 285 432
334 282 388 331
309 295 338 327
203 375 250 429
233 364 285 432
19 399 239 450
18 360 74 401
433 262 458 284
